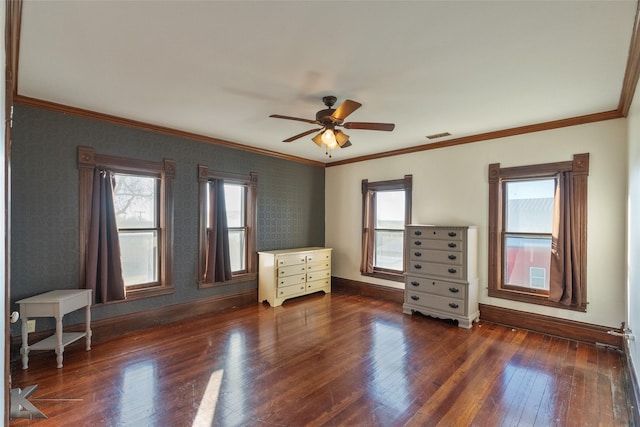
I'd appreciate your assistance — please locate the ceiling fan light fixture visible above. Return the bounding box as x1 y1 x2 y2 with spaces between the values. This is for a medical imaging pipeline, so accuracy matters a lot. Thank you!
322 128 338 149
311 131 324 147
334 129 350 147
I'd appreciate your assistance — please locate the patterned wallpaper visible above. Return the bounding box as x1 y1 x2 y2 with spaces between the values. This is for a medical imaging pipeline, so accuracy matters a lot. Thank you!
9 105 325 328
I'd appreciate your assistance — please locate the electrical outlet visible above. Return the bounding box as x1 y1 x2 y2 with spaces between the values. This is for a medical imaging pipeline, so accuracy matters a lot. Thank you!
27 320 36 333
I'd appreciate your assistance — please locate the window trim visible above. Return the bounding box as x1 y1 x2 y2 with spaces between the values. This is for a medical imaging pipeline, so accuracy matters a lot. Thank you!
487 153 589 311
198 165 257 288
78 146 175 301
361 175 412 282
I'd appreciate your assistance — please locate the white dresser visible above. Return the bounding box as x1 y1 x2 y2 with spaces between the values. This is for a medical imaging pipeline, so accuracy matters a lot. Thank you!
258 247 332 307
402 225 479 328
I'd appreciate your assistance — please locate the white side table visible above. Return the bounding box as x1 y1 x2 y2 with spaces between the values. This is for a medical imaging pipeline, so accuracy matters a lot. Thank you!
17 289 92 369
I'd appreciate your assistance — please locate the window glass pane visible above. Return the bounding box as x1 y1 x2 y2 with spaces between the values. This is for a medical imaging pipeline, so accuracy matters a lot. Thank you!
114 175 158 228
505 179 555 233
374 230 404 270
504 236 551 290
228 229 246 272
120 231 158 286
224 184 245 228
375 191 405 230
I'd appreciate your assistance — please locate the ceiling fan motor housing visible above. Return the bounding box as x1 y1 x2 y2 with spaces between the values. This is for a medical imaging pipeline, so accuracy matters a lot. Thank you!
316 108 337 123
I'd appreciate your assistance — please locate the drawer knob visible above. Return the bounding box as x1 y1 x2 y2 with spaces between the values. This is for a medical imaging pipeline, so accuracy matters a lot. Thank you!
448 255 457 260
448 287 460 293
414 264 422 269
414 230 422 236
414 252 422 257
414 240 422 246
448 268 457 274
411 295 420 301
411 281 420 286
449 303 459 309
448 243 457 248
448 232 457 237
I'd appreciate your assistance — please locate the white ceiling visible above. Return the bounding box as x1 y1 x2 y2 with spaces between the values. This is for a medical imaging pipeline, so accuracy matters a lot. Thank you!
16 1 638 164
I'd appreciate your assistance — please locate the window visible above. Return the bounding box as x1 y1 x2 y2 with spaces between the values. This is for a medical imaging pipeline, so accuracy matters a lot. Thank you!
503 179 554 293
78 146 175 301
198 165 257 287
223 183 247 273
113 174 160 288
361 175 412 282
488 154 589 311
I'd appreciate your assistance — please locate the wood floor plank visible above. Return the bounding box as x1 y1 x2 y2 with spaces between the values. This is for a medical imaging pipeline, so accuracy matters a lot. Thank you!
8 292 632 426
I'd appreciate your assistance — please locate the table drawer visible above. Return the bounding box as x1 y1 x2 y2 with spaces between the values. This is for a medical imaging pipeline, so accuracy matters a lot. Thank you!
306 269 330 282
405 276 465 300
277 283 306 298
408 227 464 241
410 248 463 265
277 254 307 267
409 238 464 252
307 278 331 292
277 273 306 288
307 261 331 272
306 250 331 264
405 291 466 316
278 264 308 278
408 261 466 280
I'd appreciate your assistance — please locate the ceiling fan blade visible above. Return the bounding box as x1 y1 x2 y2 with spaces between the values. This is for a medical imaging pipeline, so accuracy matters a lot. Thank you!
270 114 319 125
331 99 362 121
311 131 324 147
343 122 395 131
340 140 352 148
334 130 350 147
283 128 322 142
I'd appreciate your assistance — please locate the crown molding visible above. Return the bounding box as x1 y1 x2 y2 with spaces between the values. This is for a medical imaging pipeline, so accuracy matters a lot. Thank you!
326 110 622 167
13 95 326 168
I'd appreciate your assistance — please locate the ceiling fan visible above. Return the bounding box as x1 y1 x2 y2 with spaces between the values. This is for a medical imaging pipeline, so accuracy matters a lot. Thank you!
269 96 395 156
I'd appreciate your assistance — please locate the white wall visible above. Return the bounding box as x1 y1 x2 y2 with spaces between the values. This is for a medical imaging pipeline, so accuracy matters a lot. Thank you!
627 86 640 383
326 118 627 328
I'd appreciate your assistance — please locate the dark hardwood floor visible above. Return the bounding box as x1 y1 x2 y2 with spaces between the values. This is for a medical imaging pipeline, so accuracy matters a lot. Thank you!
9 292 631 426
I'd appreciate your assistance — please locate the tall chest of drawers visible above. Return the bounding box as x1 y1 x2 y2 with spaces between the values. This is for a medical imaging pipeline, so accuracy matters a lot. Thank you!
258 247 332 307
403 225 479 328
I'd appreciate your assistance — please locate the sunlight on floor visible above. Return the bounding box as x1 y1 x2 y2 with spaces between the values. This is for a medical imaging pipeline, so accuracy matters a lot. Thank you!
192 369 224 427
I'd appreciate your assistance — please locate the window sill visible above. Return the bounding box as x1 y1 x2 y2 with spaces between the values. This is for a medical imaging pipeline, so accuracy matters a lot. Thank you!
125 285 175 301
488 288 587 312
361 271 404 283
199 272 257 289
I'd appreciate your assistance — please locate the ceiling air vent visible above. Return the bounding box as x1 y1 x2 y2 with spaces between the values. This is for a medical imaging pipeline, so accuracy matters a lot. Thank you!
426 132 451 140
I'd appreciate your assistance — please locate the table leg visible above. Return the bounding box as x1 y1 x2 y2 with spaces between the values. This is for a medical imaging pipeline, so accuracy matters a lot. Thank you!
20 316 29 370
85 304 92 351
55 315 63 369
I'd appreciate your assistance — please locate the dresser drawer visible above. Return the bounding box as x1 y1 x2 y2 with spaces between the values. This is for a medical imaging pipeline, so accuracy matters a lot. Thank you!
410 248 463 266
405 290 466 316
307 278 331 292
277 254 307 267
277 283 306 298
405 276 465 300
306 270 331 282
409 238 464 252
278 264 307 278
307 261 331 273
306 250 331 264
408 227 464 241
277 273 306 288
408 261 466 280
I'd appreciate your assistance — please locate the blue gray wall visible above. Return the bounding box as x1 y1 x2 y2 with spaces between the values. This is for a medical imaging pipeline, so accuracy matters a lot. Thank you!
10 105 325 330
